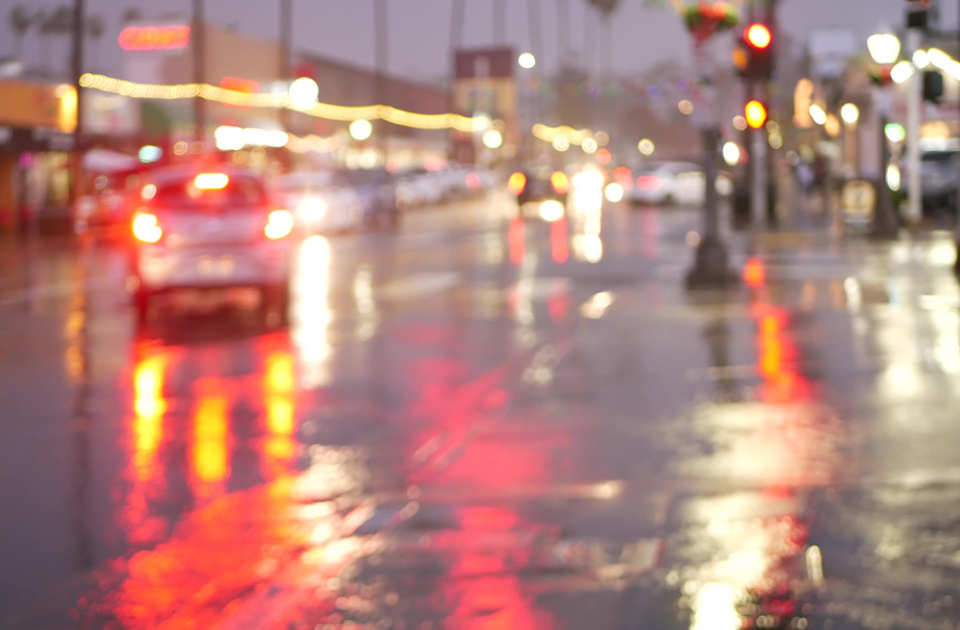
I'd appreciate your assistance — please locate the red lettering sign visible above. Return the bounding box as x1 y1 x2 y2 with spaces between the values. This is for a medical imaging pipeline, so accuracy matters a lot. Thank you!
119 25 191 51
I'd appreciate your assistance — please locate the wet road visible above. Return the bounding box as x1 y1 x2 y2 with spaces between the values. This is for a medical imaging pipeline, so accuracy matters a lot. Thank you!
3 191 960 629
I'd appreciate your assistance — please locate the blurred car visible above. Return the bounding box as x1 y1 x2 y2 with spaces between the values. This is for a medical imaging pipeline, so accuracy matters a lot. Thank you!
508 167 569 220
628 161 733 206
128 165 294 323
902 150 959 218
395 169 446 208
76 188 130 238
337 168 400 228
276 171 363 234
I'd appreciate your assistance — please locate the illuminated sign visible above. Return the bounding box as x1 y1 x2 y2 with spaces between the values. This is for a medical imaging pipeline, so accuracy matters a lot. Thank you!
119 25 191 51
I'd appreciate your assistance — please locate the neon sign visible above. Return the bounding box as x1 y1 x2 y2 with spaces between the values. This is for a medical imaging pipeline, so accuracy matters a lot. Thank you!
119 25 191 51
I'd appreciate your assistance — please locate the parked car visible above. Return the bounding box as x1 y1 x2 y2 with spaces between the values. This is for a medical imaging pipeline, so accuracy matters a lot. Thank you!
901 150 959 219
337 168 400 228
628 161 732 206
128 165 294 323
276 171 364 234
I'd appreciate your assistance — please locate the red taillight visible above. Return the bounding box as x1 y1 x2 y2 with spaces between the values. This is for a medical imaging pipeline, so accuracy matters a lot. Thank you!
636 175 662 191
508 172 527 195
550 171 569 194
132 212 162 243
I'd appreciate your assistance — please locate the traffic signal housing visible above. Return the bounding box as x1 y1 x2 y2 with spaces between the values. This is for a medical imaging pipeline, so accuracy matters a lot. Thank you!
736 22 774 80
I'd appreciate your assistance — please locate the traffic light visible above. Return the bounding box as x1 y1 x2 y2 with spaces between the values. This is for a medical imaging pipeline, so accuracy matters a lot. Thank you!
923 69 944 103
736 22 774 80
745 100 768 129
907 0 929 29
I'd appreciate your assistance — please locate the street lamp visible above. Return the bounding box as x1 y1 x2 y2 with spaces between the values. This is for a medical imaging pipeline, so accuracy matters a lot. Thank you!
841 103 860 177
349 119 373 141
518 52 537 69
867 31 901 239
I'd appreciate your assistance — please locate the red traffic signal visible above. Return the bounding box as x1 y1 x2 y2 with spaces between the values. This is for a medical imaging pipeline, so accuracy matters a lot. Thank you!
744 23 772 49
745 100 768 129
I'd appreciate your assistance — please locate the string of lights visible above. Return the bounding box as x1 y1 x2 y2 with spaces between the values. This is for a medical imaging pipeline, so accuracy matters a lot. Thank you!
79 73 482 133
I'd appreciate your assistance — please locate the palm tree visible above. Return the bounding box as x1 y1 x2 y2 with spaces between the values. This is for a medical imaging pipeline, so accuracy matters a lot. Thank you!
9 5 34 59
86 14 105 71
38 6 73 75
121 8 143 23
587 0 621 78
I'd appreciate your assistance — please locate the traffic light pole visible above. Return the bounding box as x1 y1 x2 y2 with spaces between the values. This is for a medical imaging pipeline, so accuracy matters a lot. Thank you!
956 0 960 272
906 25 922 225
750 123 768 228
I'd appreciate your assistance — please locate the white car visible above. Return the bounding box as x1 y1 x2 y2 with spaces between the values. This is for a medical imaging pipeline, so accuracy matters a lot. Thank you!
628 161 733 206
129 165 294 323
276 171 364 233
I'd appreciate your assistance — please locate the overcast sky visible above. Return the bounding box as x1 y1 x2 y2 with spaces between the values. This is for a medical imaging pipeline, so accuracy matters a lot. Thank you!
3 0 949 82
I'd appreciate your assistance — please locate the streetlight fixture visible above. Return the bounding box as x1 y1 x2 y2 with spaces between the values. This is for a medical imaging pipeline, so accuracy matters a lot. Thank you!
289 77 319 111
518 52 537 69
841 103 861 178
867 33 901 65
840 103 859 124
349 119 373 141
867 31 902 239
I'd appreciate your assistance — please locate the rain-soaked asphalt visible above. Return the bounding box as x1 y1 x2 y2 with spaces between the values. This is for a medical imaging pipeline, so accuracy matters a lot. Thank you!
3 188 960 630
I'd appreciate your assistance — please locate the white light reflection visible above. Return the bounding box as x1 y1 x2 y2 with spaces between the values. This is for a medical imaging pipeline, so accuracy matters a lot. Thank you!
353 265 378 341
843 277 861 312
692 583 742 630
581 291 615 319
293 236 333 389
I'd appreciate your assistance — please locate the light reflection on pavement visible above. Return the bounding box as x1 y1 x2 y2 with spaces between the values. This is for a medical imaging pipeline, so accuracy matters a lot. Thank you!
4 196 960 629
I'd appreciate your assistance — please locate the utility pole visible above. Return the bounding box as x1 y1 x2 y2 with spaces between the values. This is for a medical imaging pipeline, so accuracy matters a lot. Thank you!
494 0 506 45
280 0 292 135
71 0 85 214
193 0 205 145
955 0 960 272
374 0 387 164
905 24 922 225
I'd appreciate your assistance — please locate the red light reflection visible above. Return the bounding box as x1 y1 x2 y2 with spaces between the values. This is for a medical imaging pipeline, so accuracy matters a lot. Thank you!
508 218 526 265
551 218 569 264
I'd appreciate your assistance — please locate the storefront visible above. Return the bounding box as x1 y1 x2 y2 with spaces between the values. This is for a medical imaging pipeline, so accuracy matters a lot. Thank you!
0 79 77 233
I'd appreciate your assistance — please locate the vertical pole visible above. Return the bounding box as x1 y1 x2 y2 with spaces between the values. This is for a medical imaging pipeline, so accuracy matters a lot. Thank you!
494 0 506 45
557 0 570 67
375 0 387 163
280 0 292 134
872 107 899 238
193 0 205 145
527 0 543 59
751 126 768 227
906 26 922 225
71 0 85 217
955 0 960 271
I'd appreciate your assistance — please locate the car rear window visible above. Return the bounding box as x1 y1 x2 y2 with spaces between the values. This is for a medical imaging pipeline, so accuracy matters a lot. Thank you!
151 175 266 209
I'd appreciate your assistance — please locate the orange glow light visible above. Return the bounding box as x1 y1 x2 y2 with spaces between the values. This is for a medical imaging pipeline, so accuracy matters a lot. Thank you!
508 171 527 195
550 170 569 194
595 148 612 165
745 100 768 129
744 256 766 286
191 380 230 494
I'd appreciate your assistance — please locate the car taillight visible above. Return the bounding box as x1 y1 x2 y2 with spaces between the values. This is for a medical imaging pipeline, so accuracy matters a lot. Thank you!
132 212 163 243
550 171 569 194
636 175 662 191
265 209 294 239
508 172 527 195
